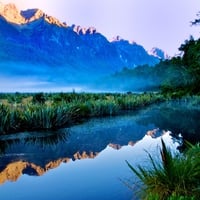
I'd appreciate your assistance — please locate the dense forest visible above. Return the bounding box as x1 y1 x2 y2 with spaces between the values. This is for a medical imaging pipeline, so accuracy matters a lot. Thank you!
110 14 200 97
125 14 200 200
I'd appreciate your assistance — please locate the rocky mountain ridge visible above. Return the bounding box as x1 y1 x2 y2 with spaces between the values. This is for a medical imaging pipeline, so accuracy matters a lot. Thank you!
149 47 170 60
0 3 66 26
0 3 167 89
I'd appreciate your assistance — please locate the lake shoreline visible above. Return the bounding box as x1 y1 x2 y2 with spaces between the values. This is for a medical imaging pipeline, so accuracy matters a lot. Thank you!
0 92 164 135
1 92 200 136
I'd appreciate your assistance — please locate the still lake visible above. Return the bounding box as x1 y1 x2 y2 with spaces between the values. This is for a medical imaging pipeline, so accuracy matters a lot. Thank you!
0 101 200 200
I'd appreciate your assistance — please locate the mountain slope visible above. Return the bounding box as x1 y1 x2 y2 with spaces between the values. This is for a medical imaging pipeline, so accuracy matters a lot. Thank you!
0 3 162 90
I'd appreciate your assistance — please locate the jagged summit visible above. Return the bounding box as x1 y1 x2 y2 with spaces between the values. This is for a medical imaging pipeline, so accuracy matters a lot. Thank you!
0 3 25 24
20 8 44 21
111 35 136 45
72 24 97 35
0 2 161 86
149 47 170 60
0 3 66 27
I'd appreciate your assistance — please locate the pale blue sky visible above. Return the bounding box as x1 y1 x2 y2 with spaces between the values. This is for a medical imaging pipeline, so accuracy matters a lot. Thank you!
1 0 200 56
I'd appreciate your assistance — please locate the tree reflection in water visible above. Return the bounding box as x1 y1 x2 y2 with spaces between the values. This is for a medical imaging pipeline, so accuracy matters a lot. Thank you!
0 129 70 155
135 100 200 144
24 129 70 148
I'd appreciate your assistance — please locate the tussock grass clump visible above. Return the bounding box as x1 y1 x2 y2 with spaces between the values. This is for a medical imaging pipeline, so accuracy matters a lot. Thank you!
126 140 200 200
22 104 80 131
88 100 120 116
118 93 163 110
0 104 20 134
0 92 164 134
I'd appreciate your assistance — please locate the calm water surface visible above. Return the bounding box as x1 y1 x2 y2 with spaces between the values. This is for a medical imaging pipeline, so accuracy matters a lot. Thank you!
0 101 199 200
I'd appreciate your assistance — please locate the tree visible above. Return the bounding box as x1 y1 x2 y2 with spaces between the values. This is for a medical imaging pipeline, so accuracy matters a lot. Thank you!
178 36 200 93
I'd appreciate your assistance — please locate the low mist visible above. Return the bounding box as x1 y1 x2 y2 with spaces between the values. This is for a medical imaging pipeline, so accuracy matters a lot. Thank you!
0 62 163 93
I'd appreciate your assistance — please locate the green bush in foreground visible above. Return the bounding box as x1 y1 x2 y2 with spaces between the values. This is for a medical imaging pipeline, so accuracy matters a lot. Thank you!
126 140 200 200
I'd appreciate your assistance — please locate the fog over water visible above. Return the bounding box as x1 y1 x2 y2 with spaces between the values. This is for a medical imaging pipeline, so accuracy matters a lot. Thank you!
0 77 156 93
0 66 159 93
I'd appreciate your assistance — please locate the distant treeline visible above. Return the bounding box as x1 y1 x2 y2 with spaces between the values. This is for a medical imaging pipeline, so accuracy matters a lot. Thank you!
112 36 200 97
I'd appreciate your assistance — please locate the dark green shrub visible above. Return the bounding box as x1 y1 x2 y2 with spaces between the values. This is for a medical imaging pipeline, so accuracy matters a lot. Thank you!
32 92 46 104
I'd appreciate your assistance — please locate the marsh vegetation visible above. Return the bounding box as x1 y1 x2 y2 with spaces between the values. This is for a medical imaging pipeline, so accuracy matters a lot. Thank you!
127 140 200 200
0 92 164 135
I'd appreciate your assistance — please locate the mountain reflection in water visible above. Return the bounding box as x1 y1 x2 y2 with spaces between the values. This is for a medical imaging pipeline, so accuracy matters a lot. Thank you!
0 113 157 184
0 101 199 200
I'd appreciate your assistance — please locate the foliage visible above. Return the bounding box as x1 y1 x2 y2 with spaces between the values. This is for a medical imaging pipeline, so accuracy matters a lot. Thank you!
109 57 193 97
108 19 200 96
0 104 20 134
32 92 46 104
126 140 200 200
178 37 200 93
146 193 195 200
22 104 79 130
0 92 164 134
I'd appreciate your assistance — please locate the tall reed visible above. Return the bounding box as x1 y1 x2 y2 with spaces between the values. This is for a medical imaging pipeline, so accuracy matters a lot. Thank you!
126 140 200 200
0 104 19 134
22 103 80 131
0 92 164 134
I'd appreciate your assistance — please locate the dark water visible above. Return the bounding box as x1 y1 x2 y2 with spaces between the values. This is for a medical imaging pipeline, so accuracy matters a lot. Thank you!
0 101 199 200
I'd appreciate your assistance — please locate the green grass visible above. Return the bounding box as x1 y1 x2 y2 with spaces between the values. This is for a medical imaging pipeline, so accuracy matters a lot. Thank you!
22 104 79 130
0 92 164 134
126 140 200 200
0 104 20 134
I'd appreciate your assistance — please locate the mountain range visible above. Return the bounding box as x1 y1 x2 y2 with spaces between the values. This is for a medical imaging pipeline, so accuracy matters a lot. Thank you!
0 3 168 91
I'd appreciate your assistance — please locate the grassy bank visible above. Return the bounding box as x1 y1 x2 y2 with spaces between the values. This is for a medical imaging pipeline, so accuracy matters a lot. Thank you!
127 140 200 200
0 92 164 135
